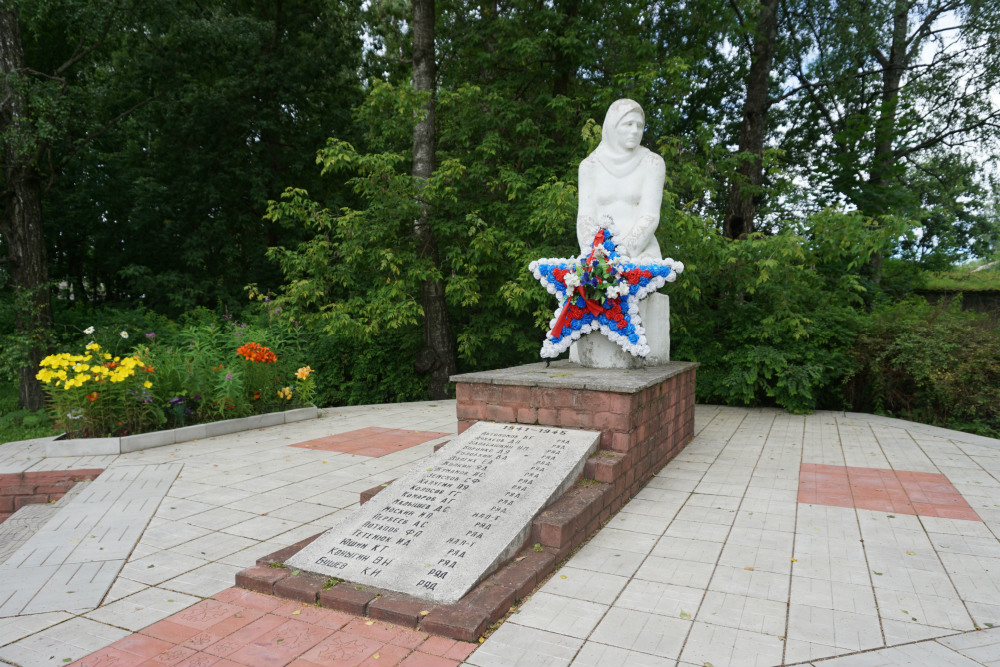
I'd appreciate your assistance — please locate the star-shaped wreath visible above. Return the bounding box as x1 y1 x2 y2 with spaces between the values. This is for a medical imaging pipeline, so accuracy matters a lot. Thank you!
529 228 684 359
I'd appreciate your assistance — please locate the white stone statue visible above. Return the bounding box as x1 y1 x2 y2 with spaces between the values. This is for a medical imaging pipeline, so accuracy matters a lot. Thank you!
576 99 666 260
571 99 673 368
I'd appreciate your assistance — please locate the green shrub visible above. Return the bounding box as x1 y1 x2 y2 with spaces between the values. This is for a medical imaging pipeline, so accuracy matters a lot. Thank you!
845 297 1000 436
666 210 908 413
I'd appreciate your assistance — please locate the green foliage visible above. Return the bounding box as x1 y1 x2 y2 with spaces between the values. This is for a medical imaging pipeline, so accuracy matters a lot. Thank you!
920 262 1000 293
845 298 1000 436
669 210 913 413
34 308 315 438
0 384 54 444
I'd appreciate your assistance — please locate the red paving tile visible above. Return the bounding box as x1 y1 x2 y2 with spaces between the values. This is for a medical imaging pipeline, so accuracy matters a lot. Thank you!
71 588 479 667
290 428 449 457
798 463 981 521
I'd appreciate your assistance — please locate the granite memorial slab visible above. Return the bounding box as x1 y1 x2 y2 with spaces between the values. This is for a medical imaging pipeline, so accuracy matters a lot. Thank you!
284 421 600 603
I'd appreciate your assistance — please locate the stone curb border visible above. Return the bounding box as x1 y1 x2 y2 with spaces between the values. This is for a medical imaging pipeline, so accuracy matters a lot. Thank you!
45 406 320 457
237 475 618 643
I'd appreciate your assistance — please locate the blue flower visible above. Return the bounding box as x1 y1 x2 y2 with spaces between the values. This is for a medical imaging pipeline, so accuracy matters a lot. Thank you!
628 333 639 343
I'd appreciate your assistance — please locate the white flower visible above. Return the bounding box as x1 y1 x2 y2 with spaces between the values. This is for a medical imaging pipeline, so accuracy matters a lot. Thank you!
673 261 685 274
564 272 580 288
120 331 129 339
84 326 95 335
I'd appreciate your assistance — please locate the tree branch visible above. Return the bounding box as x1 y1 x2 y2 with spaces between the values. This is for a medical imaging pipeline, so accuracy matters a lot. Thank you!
47 90 165 192
55 3 119 77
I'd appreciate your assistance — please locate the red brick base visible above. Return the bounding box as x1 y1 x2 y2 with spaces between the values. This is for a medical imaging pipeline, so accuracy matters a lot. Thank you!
236 361 697 642
0 468 104 522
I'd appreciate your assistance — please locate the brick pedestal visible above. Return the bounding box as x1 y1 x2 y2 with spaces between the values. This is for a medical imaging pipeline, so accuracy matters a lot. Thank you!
453 359 697 508
237 359 697 642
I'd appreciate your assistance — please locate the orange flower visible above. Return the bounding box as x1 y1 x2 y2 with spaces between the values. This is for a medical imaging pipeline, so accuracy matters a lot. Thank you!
86 392 99 402
295 366 313 380
236 342 277 364
145 366 156 373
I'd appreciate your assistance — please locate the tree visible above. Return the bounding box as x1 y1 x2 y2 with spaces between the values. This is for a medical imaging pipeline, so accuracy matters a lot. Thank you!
781 0 1000 261
411 0 456 399
43 1 363 314
0 4 49 409
723 0 780 239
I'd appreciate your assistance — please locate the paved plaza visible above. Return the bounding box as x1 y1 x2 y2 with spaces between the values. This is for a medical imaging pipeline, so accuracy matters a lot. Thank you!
1 402 999 666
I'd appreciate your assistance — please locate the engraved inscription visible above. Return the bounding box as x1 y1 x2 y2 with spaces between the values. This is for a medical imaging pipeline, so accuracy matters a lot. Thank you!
284 421 598 602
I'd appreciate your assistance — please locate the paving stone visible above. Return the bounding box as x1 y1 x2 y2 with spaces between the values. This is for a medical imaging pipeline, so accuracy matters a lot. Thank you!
939 628 1000 666
464 623 582 667
536 566 628 604
508 591 608 638
589 607 689 659
819 641 983 667
678 621 784 667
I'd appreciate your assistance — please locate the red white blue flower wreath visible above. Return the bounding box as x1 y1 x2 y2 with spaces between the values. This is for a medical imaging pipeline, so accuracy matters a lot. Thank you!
529 227 684 359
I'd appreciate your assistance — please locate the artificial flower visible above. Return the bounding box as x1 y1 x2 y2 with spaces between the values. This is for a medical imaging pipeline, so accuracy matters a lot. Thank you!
530 227 683 359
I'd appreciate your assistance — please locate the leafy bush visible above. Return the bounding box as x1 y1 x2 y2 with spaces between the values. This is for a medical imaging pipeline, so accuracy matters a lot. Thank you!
666 210 910 413
845 297 1000 436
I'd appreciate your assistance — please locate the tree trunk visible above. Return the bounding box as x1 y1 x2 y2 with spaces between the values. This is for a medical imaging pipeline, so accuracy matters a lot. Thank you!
723 0 779 239
865 0 909 277
0 6 52 411
411 0 456 399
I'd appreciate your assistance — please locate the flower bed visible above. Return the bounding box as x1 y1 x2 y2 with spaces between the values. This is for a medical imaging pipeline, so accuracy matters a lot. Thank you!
36 320 318 440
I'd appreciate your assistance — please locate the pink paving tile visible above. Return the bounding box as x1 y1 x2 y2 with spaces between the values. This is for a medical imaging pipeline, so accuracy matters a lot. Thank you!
142 619 206 644
290 427 449 457
108 634 176 659
798 463 982 521
71 588 478 667
173 654 225 667
227 619 335 667
213 587 284 612
399 652 461 667
418 636 465 658
341 618 428 649
295 631 385 667
203 615 289 657
271 601 354 630
136 645 198 666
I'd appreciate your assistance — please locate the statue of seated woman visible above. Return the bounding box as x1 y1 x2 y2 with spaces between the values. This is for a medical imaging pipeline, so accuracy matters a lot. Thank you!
576 98 666 260
570 99 672 368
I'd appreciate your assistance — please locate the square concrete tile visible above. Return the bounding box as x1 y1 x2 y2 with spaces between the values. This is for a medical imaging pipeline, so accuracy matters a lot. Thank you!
590 607 689 659
510 592 608 638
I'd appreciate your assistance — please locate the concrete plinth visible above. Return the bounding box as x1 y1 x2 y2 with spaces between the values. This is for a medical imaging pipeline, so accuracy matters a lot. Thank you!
570 293 670 368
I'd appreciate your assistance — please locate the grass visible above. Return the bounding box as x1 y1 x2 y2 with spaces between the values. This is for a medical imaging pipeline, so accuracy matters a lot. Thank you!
920 260 1000 292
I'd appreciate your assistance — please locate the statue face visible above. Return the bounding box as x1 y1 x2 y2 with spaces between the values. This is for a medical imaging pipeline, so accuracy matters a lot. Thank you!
616 111 644 150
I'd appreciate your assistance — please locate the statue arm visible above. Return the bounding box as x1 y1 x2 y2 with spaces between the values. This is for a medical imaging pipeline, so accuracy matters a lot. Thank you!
576 160 599 253
622 153 665 255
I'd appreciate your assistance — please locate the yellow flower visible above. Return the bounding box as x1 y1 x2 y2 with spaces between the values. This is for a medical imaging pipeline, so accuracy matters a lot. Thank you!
143 380 153 389
86 342 101 352
295 366 313 380
277 386 293 400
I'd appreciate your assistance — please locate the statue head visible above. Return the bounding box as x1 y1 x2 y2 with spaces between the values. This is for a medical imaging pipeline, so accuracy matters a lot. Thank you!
601 99 645 154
